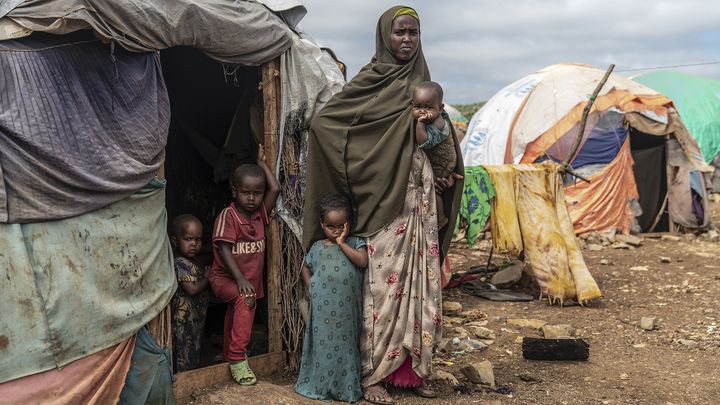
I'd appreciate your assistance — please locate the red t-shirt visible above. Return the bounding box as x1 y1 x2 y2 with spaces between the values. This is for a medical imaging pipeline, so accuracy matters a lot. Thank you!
210 203 269 299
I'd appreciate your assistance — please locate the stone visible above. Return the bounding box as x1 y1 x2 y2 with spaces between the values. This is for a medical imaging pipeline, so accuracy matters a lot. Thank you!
707 230 720 242
429 370 459 385
679 339 697 346
464 320 489 328
439 337 457 353
620 373 629 380
491 316 507 323
659 257 672 263
683 233 696 242
443 316 465 326
599 259 611 265
460 360 495 386
515 336 524 344
460 308 489 321
490 262 524 288
615 234 643 247
443 301 463 316
586 233 602 245
507 318 547 330
467 326 496 339
453 327 469 339
611 242 631 249
640 317 656 331
542 324 576 338
587 244 604 251
633 343 647 348
661 235 681 242
630 266 649 272
518 372 539 383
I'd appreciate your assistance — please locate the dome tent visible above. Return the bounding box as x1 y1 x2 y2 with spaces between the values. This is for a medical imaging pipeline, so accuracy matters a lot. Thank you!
461 63 712 235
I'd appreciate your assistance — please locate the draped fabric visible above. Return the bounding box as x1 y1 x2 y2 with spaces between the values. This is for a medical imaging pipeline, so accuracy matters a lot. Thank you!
0 31 168 223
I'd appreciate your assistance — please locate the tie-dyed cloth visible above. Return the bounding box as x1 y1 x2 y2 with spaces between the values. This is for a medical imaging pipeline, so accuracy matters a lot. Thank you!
484 162 602 305
458 166 496 245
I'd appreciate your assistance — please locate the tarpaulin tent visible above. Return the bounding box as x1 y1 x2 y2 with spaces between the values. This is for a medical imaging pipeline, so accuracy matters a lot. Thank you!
0 0 343 403
634 71 720 164
445 103 470 141
461 63 712 236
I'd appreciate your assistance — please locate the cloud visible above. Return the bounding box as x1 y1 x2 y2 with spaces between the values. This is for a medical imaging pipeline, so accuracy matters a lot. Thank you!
299 0 720 104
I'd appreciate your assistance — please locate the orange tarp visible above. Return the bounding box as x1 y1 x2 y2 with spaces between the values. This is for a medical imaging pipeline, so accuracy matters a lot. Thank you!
0 336 135 405
564 139 639 235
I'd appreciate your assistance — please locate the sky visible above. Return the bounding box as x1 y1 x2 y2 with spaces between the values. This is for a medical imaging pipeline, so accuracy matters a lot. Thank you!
298 0 720 105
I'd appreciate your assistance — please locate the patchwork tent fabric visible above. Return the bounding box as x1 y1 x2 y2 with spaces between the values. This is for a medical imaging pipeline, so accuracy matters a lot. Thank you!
634 71 720 164
461 63 711 235
0 31 168 223
2 0 292 65
0 180 175 383
484 162 602 305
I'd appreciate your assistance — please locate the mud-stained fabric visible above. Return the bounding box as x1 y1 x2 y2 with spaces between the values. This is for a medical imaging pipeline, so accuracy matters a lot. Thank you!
360 150 442 386
485 166 523 255
483 163 602 304
565 140 639 235
0 336 135 404
0 179 175 383
0 31 168 223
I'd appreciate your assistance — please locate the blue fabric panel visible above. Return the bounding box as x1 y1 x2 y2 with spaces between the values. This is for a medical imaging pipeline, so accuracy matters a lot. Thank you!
571 126 628 168
119 328 176 405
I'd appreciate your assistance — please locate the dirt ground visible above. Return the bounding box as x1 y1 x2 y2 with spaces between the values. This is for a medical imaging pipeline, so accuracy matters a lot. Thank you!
185 202 720 405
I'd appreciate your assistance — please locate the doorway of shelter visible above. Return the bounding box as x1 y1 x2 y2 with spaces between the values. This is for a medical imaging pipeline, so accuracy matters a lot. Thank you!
629 128 669 232
160 46 269 372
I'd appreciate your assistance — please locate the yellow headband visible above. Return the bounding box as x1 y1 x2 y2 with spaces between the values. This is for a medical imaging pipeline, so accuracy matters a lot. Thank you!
393 7 419 22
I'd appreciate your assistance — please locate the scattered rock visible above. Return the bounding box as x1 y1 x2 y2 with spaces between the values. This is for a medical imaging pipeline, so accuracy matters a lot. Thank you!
515 336 524 344
587 244 604 251
444 316 465 326
460 361 495 386
490 262 524 288
611 242 631 249
430 370 459 385
491 316 507 323
443 301 463 316
460 308 488 321
619 373 629 380
694 252 715 259
453 327 469 339
633 343 647 348
661 235 681 242
464 320 489 328
659 257 671 263
683 233 696 242
439 337 457 353
630 266 649 272
600 259 611 265
678 339 697 347
542 324 576 338
640 317 656 331
467 326 496 339
518 372 540 383
508 318 547 330
615 234 643 247
707 229 720 242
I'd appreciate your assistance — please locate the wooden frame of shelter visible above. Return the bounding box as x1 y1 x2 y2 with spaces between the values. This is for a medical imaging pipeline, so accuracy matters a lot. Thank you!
166 58 286 401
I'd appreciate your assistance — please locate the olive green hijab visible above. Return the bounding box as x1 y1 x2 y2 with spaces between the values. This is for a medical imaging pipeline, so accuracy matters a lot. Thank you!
302 6 463 258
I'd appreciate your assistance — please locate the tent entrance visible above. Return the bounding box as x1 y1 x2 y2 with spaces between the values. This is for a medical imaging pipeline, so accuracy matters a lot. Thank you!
161 47 269 372
629 128 669 232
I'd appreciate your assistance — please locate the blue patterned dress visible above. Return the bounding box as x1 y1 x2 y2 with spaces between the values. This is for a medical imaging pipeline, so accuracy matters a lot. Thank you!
295 237 366 402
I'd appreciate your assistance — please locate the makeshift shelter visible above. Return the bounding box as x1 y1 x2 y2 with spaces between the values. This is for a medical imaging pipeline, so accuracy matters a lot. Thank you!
0 1 343 403
461 63 712 236
445 103 470 142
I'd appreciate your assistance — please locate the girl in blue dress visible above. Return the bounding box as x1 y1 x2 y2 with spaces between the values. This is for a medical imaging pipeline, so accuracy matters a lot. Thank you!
295 194 369 402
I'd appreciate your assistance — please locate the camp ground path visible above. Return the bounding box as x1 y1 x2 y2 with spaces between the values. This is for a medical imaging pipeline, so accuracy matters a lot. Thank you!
183 201 720 405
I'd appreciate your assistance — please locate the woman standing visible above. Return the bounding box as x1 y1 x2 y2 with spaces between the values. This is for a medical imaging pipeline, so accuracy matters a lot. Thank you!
303 6 463 404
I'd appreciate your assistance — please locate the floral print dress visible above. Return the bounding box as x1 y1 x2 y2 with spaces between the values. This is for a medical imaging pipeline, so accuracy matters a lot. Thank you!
360 149 442 387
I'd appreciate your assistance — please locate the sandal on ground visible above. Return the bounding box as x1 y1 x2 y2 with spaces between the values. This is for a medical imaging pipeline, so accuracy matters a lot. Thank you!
363 384 394 405
229 360 257 385
411 381 437 398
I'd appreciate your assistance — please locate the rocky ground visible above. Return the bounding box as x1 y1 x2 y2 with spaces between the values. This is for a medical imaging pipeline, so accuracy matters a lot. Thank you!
184 202 720 405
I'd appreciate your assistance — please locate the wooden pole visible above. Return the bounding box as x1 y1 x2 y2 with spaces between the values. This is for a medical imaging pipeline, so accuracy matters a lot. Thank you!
560 64 615 182
261 58 284 355
666 136 677 233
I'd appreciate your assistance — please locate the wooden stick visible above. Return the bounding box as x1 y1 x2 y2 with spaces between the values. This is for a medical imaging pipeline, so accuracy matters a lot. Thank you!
560 64 615 181
261 58 284 355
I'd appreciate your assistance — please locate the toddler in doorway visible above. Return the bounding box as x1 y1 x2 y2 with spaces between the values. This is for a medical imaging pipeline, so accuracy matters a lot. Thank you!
208 147 280 385
413 80 458 229
170 214 210 373
294 194 368 402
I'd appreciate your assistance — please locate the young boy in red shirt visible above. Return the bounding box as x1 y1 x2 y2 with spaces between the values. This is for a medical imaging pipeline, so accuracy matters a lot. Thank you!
208 147 280 385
